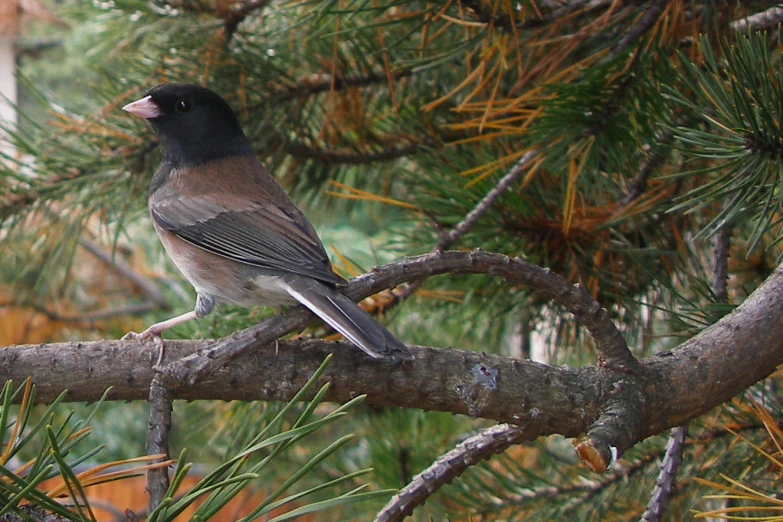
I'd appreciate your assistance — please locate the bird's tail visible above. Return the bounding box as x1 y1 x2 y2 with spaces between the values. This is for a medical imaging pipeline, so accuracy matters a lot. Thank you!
280 277 413 360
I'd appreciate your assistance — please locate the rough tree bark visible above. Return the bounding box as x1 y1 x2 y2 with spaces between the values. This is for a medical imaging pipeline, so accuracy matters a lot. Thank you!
1 249 782 472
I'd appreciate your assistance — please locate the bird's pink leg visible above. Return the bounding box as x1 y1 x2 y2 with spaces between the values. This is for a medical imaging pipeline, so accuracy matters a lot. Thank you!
122 310 199 365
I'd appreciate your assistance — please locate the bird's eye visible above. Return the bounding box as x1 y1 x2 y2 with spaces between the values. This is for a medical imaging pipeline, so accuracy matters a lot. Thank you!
175 99 191 113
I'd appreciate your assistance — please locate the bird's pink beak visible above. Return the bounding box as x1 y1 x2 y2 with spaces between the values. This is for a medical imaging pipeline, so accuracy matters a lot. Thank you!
122 95 161 119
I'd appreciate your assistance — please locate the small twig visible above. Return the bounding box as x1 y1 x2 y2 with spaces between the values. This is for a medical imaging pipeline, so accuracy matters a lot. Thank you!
680 4 783 47
435 150 538 252
396 150 539 303
0 505 71 522
607 0 668 61
639 425 688 522
620 129 674 206
1 236 168 323
620 113 695 207
460 0 523 30
511 0 610 31
374 424 530 522
421 422 754 515
2 301 159 323
253 69 415 109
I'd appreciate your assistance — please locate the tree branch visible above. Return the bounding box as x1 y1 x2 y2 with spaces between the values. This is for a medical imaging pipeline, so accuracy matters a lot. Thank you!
145 375 172 511
1 339 603 433
731 6 783 33
374 424 530 522
4 250 783 473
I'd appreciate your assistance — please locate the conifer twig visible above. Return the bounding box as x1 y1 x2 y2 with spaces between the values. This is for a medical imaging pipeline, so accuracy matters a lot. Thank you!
711 223 732 304
679 4 783 46
374 424 530 522
515 0 611 30
250 69 415 109
396 150 540 302
620 113 694 207
434 150 538 252
639 425 688 522
607 0 668 60
620 127 675 206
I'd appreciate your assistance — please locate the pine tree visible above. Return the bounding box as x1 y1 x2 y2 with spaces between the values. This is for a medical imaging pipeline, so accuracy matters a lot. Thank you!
4 1 783 521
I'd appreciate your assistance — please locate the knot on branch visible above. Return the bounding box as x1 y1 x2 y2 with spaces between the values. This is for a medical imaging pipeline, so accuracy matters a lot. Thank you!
455 357 500 417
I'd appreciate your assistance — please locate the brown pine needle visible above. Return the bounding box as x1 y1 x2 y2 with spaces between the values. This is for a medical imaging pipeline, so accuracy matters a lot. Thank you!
447 130 522 146
460 149 528 178
327 181 420 211
439 13 488 27
329 245 361 278
0 378 32 466
463 150 534 188
415 289 465 303
46 455 174 498
458 54 503 113
479 58 506 133
423 60 488 112
563 138 594 235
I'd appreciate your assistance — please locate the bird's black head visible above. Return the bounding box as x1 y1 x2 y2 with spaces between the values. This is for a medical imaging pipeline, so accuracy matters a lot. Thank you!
123 83 253 167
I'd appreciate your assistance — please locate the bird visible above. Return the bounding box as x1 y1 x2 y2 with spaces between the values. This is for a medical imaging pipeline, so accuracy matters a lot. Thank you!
121 83 412 360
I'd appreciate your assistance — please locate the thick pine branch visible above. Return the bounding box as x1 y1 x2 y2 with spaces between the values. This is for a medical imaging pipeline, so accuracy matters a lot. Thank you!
4 250 783 467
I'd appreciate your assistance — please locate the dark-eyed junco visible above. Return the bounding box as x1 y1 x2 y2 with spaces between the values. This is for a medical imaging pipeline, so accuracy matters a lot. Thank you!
121 83 411 360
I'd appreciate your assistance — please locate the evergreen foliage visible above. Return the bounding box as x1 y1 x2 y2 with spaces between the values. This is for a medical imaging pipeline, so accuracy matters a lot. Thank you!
4 1 783 520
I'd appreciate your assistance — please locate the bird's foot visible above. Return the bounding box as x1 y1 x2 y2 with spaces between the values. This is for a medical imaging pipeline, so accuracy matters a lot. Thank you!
123 328 166 368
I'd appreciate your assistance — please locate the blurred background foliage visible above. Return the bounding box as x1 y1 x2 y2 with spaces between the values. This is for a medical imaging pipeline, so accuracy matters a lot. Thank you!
4 0 783 520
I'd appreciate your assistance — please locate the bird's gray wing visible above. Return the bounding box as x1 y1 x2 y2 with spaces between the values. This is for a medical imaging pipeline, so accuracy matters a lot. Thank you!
151 196 344 286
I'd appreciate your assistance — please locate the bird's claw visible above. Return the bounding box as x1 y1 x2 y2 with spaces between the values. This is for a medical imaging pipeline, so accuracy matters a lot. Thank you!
122 329 166 367
122 330 151 341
